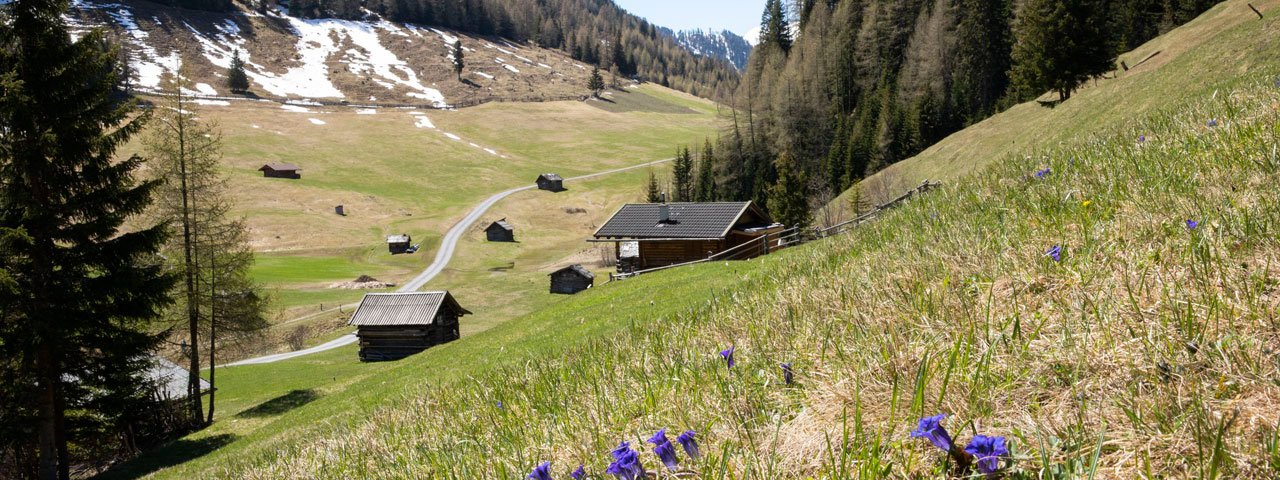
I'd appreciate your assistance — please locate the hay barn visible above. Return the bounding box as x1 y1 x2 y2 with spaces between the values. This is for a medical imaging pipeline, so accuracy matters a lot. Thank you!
347 292 471 362
537 173 564 192
259 162 301 179
486 219 515 242
549 264 594 294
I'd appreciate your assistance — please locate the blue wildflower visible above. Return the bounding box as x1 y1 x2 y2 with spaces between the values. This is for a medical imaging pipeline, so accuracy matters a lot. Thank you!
1186 219 1199 230
606 444 645 480
647 428 669 446
654 439 679 471
610 441 633 460
527 461 552 480
571 465 585 480
964 435 1010 476
1046 245 1062 262
720 346 735 369
676 430 701 460
1035 168 1051 179
781 363 794 385
1138 134 1146 143
1207 118 1218 127
909 414 954 453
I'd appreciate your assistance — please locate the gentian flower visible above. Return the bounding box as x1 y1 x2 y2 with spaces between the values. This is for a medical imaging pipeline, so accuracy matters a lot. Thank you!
781 363 794 385
1186 219 1199 230
720 346 735 369
1207 119 1218 127
1034 168 1051 179
676 430 701 460
909 414 954 453
607 442 645 480
571 465 585 480
527 461 552 480
647 428 669 446
1138 134 1146 143
964 435 1010 476
1046 245 1062 262
654 439 679 471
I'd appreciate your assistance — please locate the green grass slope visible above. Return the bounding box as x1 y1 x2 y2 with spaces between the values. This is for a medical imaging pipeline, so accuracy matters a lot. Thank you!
110 5 1280 478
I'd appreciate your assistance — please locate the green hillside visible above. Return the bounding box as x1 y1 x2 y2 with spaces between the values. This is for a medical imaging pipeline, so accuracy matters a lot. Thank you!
105 3 1280 478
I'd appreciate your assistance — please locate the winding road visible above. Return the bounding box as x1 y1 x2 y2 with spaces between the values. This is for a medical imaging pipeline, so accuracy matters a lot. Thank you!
226 157 672 366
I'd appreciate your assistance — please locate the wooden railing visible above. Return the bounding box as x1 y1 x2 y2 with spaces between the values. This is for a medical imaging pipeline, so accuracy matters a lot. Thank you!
814 180 942 239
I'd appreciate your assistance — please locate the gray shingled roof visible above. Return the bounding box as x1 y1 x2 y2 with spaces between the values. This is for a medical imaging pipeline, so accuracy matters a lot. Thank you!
539 173 563 181
550 264 594 279
387 234 411 244
489 219 513 231
260 162 301 171
347 292 471 327
593 202 755 239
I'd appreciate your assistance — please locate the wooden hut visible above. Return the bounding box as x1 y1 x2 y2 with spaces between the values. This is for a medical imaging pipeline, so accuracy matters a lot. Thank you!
549 264 594 294
537 173 565 192
387 234 412 254
486 219 515 242
259 162 302 179
591 201 783 270
348 292 471 362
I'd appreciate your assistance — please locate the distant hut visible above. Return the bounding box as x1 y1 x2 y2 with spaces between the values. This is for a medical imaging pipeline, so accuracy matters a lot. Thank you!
592 201 782 270
348 292 471 362
485 219 515 242
537 173 565 192
387 234 412 254
549 264 594 294
259 162 302 179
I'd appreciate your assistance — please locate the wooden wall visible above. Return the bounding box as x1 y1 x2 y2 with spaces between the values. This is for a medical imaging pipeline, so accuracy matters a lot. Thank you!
638 240 723 268
356 311 461 362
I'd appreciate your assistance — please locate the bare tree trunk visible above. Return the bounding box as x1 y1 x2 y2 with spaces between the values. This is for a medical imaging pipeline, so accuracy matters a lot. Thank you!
175 89 203 423
206 252 217 425
36 347 57 480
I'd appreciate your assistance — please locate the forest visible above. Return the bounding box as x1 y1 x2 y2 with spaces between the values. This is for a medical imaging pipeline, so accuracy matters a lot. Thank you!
694 0 1219 226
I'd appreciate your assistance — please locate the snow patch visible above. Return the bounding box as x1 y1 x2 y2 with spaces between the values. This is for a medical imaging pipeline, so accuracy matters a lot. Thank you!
503 64 520 74
486 43 516 55
192 99 230 106
308 118 327 125
443 133 461 141
193 83 218 95
356 108 378 115
281 104 313 113
413 115 435 129
474 72 494 80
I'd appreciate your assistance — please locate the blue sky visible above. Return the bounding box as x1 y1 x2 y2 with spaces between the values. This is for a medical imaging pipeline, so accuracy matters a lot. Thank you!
613 0 765 39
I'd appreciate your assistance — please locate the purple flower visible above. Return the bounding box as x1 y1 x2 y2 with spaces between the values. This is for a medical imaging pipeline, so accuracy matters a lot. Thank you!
610 441 633 460
909 414 954 453
1207 119 1218 128
527 461 552 480
607 442 645 480
1138 134 1147 143
647 428 669 446
964 435 1010 476
1034 168 1051 179
781 363 794 385
1046 245 1062 262
720 346 735 369
676 430 701 460
1186 219 1199 230
571 465 585 480
654 439 679 471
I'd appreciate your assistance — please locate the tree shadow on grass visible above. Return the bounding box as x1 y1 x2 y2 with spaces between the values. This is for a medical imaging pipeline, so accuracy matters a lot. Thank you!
234 389 320 418
96 434 237 480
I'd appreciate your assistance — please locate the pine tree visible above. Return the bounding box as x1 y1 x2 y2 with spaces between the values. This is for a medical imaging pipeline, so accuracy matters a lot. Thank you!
951 0 1012 121
671 146 695 202
226 49 249 94
767 152 811 229
1009 0 1115 102
587 65 605 97
451 40 465 81
0 1 176 476
694 139 717 202
645 170 662 203
759 0 792 51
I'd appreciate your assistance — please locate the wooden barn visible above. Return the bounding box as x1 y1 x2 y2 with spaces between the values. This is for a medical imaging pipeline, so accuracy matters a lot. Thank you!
387 234 412 254
549 264 594 294
347 292 471 362
259 162 302 179
486 219 515 242
591 201 783 270
537 173 565 192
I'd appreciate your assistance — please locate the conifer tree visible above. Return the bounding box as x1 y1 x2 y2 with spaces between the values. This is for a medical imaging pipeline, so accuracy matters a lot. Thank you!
951 0 1012 120
1009 0 1115 102
226 49 249 94
671 146 695 202
451 40 465 81
694 139 717 202
645 170 662 203
587 65 605 97
0 1 176 476
767 152 811 229
759 0 792 51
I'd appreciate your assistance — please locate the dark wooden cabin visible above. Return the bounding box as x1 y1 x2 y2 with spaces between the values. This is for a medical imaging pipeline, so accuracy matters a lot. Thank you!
549 264 594 294
387 234 412 254
537 173 565 192
591 201 783 271
259 162 302 179
348 292 471 362
486 219 515 242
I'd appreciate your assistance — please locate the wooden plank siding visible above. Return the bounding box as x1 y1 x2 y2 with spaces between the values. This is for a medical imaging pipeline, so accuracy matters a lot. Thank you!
637 240 724 268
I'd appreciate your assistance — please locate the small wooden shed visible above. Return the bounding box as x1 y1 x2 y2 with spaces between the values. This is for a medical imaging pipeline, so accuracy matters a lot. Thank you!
537 173 565 192
486 219 515 242
348 292 471 362
259 162 302 179
387 234 412 254
549 264 594 294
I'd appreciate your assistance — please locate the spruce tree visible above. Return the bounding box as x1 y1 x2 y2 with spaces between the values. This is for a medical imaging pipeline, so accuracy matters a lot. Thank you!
1009 0 1115 102
226 49 249 94
0 0 175 476
671 146 695 202
587 65 605 97
951 0 1012 120
645 170 662 203
451 40 465 81
759 0 792 51
767 152 811 229
694 139 717 202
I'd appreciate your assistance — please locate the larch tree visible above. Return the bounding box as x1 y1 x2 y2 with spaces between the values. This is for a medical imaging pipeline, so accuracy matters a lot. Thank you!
0 0 176 476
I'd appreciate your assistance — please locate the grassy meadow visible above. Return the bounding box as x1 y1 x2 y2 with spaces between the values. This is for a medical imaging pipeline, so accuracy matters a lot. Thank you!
101 2 1280 477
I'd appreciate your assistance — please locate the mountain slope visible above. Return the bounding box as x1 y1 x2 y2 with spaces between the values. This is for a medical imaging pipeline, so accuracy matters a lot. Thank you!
104 2 1280 478
670 28 752 70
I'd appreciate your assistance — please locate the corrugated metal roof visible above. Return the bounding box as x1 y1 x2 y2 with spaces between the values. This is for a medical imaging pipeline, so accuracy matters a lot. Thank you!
347 292 471 327
593 202 757 239
260 162 301 171
539 173 563 181
387 234 411 244
489 219 513 231
550 264 595 279
146 356 209 401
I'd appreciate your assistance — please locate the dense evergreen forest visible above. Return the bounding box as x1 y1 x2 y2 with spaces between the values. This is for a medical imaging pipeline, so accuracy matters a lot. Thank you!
168 0 741 100
700 0 1218 225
